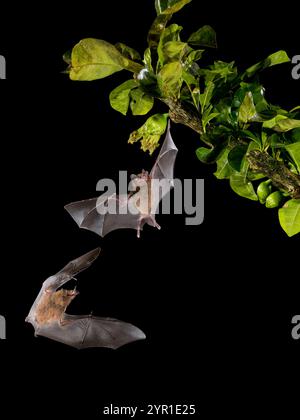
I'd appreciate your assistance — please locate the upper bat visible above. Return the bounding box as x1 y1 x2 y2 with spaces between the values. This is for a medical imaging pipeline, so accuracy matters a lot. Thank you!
26 248 146 349
65 121 178 237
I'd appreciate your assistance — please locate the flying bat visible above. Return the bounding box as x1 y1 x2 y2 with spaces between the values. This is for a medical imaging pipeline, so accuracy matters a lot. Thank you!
65 121 178 237
25 248 146 349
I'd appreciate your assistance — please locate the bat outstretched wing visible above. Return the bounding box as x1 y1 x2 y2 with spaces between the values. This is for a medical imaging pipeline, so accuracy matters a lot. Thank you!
65 195 142 237
44 247 101 291
149 122 178 214
150 121 178 182
36 315 146 350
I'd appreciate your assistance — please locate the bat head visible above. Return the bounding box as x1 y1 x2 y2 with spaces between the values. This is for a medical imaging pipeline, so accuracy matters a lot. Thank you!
46 288 79 309
130 170 150 189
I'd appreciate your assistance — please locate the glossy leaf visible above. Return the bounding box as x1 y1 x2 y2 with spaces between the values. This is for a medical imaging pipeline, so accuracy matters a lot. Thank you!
63 50 72 65
230 171 258 201
273 118 300 132
200 81 214 112
130 88 154 115
147 14 172 48
202 61 236 83
278 199 300 237
238 92 257 124
70 38 143 81
157 24 183 65
240 130 261 147
202 108 219 132
245 50 290 78
115 43 141 61
228 144 248 172
263 114 287 129
143 48 153 71
162 41 188 63
188 25 217 48
285 142 300 172
155 0 192 15
214 148 232 179
109 80 138 115
158 62 183 97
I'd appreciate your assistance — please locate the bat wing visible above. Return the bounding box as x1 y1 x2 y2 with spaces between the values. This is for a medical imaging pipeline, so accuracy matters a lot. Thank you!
26 248 101 325
149 121 178 214
35 315 146 350
44 247 101 291
65 194 142 237
150 121 178 182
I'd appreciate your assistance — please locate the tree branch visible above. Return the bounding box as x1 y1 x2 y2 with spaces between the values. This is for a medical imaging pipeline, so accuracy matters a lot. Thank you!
162 98 203 135
163 98 300 198
247 150 300 199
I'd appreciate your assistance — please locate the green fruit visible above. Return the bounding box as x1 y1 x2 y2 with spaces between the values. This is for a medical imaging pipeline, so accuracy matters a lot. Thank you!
265 191 283 208
257 179 272 204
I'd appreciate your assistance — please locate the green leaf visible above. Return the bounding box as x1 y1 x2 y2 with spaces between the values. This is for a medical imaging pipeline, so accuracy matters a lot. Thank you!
240 130 261 147
230 171 258 201
130 88 154 116
143 48 153 72
63 49 72 65
228 144 248 172
200 81 215 113
208 61 236 82
70 38 143 81
273 118 300 132
263 114 287 129
214 148 232 179
196 142 226 164
285 142 300 172
158 61 183 98
157 24 183 66
290 105 300 113
109 80 138 115
188 25 217 48
155 0 192 15
238 92 257 124
245 50 290 78
162 41 188 63
291 128 300 142
115 42 141 61
147 14 172 49
278 199 300 237
128 113 168 154
185 49 204 66
202 108 220 132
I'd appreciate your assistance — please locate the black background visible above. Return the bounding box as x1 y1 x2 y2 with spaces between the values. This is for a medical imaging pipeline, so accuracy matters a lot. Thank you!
0 1 299 417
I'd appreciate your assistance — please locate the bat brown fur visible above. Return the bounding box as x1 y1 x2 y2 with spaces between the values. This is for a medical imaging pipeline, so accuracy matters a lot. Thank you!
35 289 77 325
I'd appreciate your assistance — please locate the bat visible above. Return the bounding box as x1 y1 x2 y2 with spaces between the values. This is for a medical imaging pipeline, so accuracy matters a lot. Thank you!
25 248 146 349
64 121 178 238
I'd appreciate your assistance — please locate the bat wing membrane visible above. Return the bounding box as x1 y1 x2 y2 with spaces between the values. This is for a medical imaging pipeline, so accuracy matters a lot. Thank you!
36 315 146 350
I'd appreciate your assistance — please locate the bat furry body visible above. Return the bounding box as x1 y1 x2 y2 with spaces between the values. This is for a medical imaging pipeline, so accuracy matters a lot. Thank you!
65 122 178 237
26 248 146 349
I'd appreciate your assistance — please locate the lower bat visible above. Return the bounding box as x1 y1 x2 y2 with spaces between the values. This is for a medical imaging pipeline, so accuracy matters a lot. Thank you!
26 248 146 349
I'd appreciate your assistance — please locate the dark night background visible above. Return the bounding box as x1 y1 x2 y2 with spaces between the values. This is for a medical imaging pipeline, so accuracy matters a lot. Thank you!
0 1 299 417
